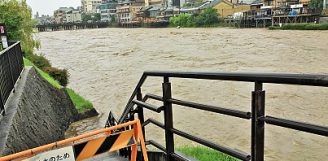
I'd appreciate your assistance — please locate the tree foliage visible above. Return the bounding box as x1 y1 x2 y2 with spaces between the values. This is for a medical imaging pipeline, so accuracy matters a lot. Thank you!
169 13 194 27
0 0 69 87
82 13 101 22
308 0 323 13
194 7 219 26
169 7 220 27
0 0 39 55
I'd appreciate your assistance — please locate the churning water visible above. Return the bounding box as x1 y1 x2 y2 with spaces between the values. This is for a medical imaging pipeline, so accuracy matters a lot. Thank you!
36 28 328 161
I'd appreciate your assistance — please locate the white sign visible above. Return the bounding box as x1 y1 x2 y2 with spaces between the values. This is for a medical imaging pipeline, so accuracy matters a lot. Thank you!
24 146 75 161
291 4 303 8
1 36 8 49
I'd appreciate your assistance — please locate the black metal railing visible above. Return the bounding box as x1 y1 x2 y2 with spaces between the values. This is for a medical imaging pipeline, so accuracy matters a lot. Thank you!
106 71 328 161
0 42 24 116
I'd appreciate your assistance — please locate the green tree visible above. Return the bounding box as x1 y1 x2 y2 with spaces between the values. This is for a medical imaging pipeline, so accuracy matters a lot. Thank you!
82 13 101 22
169 7 220 27
93 13 101 21
82 13 92 22
0 0 69 87
0 0 39 55
169 13 194 27
194 7 219 27
308 0 323 13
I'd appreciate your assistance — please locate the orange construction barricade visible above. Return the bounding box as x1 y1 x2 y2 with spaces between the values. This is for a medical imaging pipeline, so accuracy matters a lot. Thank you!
0 119 148 161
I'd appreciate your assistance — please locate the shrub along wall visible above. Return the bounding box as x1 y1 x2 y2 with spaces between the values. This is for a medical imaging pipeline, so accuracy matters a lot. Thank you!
169 7 220 27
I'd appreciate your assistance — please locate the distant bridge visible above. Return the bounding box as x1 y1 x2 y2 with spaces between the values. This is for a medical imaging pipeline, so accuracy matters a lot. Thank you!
36 22 110 32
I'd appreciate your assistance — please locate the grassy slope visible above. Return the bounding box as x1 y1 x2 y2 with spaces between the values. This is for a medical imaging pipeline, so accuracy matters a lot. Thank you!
65 88 93 112
177 146 240 161
23 58 93 112
24 58 61 88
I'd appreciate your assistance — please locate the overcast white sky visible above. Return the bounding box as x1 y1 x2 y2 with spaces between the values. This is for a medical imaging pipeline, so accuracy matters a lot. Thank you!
26 0 81 16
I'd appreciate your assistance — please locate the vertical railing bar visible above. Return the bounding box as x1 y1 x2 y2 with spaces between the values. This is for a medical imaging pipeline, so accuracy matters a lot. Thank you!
13 44 20 81
6 48 15 93
251 81 265 161
0 89 4 116
163 76 174 161
136 87 145 161
128 111 133 160
136 88 145 138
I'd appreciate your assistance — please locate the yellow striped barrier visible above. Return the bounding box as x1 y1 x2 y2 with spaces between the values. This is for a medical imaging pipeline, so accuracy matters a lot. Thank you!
0 120 148 161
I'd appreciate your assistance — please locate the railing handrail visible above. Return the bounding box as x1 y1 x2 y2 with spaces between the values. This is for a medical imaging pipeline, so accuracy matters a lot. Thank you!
110 71 328 161
0 41 20 56
119 71 328 123
0 41 23 117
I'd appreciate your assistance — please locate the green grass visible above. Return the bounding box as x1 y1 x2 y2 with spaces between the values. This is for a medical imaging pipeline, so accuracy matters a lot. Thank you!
269 23 328 30
24 57 93 112
177 146 240 161
65 88 93 112
23 58 61 88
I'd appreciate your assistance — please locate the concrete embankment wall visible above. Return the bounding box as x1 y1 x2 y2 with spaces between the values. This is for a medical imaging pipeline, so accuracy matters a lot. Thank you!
0 67 78 156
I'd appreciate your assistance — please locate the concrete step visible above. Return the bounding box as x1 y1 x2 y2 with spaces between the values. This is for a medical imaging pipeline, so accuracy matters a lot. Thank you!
84 152 129 161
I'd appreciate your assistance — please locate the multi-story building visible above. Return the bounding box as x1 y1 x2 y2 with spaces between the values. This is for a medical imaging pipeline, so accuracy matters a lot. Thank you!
54 7 82 23
144 0 162 6
82 0 103 13
65 10 82 23
97 0 118 22
54 7 71 23
116 0 144 23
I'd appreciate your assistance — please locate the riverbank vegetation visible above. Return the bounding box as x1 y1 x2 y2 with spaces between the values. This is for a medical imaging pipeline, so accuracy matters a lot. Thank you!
1 0 68 87
24 58 94 112
24 58 61 88
1 0 94 113
65 88 93 113
169 7 220 27
178 146 240 161
269 23 328 30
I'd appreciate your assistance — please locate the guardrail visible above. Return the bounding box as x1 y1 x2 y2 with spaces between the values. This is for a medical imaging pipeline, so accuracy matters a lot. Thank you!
0 42 24 116
106 71 328 161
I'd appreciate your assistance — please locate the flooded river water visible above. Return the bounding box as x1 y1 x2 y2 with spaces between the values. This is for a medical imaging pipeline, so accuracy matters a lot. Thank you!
36 28 328 161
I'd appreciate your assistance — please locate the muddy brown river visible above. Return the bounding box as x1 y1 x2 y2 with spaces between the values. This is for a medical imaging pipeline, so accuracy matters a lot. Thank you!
35 28 328 161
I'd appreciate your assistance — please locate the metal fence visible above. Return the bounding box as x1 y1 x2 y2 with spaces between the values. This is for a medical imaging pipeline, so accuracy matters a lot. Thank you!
106 71 328 161
0 42 24 116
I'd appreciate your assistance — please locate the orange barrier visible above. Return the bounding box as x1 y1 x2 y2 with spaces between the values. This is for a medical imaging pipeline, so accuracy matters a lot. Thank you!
0 120 148 161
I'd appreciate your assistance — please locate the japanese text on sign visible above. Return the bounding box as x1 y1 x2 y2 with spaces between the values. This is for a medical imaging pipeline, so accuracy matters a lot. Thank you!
24 146 75 161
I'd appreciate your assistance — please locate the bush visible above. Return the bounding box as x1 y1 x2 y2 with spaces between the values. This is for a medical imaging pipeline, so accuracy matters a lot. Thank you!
169 7 220 27
27 54 51 70
194 7 219 27
169 13 195 27
44 67 69 87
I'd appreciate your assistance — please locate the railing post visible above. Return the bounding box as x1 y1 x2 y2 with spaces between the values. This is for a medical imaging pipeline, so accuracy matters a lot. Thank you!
6 49 15 92
136 88 145 161
136 88 145 137
128 112 134 160
162 77 174 161
251 82 265 161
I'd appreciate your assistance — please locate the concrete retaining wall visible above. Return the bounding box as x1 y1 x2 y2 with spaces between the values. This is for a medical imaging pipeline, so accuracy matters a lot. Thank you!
0 67 78 156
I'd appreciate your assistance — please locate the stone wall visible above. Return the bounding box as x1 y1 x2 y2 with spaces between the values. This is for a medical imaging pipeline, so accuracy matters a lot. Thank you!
0 67 78 156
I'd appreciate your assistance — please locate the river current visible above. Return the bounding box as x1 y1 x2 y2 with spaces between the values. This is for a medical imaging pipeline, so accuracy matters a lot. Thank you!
35 28 328 161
